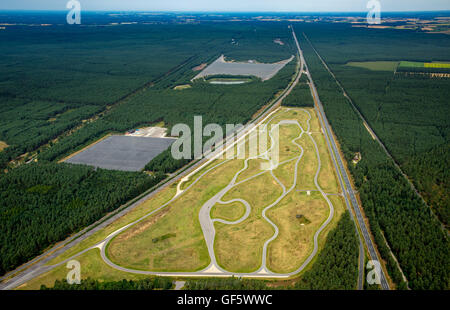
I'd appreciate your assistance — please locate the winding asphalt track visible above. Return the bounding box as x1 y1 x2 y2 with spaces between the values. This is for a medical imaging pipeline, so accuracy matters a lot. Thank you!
197 111 335 275
101 108 335 277
1 26 355 289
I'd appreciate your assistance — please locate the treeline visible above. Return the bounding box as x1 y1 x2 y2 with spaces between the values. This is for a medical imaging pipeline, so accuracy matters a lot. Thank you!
0 22 294 169
0 163 164 275
40 277 173 290
328 65 450 227
397 66 450 74
299 29 449 290
301 23 450 228
403 142 450 227
329 65 449 164
185 277 270 290
281 78 314 107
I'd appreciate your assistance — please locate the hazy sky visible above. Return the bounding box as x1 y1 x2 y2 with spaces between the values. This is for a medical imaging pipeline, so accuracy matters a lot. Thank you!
0 0 449 12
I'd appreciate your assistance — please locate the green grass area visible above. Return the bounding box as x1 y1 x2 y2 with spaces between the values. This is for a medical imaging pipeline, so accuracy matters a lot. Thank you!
215 172 281 273
106 159 244 272
213 108 341 273
179 158 228 191
18 249 149 290
398 61 424 68
346 61 399 72
397 61 450 69
45 182 179 266
397 61 450 73
210 201 246 222
266 191 329 273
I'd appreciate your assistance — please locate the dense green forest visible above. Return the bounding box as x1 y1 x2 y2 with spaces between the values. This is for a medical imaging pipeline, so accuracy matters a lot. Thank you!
397 66 450 74
0 163 164 275
2 17 449 289
299 23 450 227
39 61 296 172
329 68 450 226
40 277 173 290
0 22 294 169
292 212 359 289
297 26 449 289
298 23 450 64
281 75 314 107
403 142 450 227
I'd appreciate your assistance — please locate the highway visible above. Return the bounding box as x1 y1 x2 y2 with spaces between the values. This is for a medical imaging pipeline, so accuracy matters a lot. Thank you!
293 28 390 290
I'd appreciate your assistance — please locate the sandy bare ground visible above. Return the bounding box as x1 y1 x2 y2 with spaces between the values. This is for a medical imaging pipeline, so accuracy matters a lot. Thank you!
192 55 294 82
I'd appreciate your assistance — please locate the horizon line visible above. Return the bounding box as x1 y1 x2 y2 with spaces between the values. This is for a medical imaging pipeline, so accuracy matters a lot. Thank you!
1 9 450 14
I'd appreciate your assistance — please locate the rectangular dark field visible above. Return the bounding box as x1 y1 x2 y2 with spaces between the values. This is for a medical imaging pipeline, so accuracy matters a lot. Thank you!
65 135 176 171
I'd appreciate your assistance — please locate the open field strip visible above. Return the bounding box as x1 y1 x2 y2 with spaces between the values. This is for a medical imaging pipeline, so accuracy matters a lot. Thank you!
210 200 247 222
18 249 149 290
0 141 8 152
106 158 244 272
345 61 399 72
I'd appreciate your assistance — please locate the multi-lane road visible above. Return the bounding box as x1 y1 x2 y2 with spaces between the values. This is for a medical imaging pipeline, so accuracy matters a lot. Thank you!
293 28 390 290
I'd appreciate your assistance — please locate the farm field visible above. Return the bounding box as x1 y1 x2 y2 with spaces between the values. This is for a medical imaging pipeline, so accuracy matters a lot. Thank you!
345 61 399 72
399 61 450 68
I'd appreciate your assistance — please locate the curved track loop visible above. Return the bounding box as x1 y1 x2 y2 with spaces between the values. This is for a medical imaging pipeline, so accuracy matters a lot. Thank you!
198 108 335 276
41 109 335 279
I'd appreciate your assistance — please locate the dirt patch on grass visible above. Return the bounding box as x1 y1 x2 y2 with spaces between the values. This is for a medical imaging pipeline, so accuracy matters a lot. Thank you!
117 207 170 242
0 141 8 152
192 63 207 71
174 84 192 90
